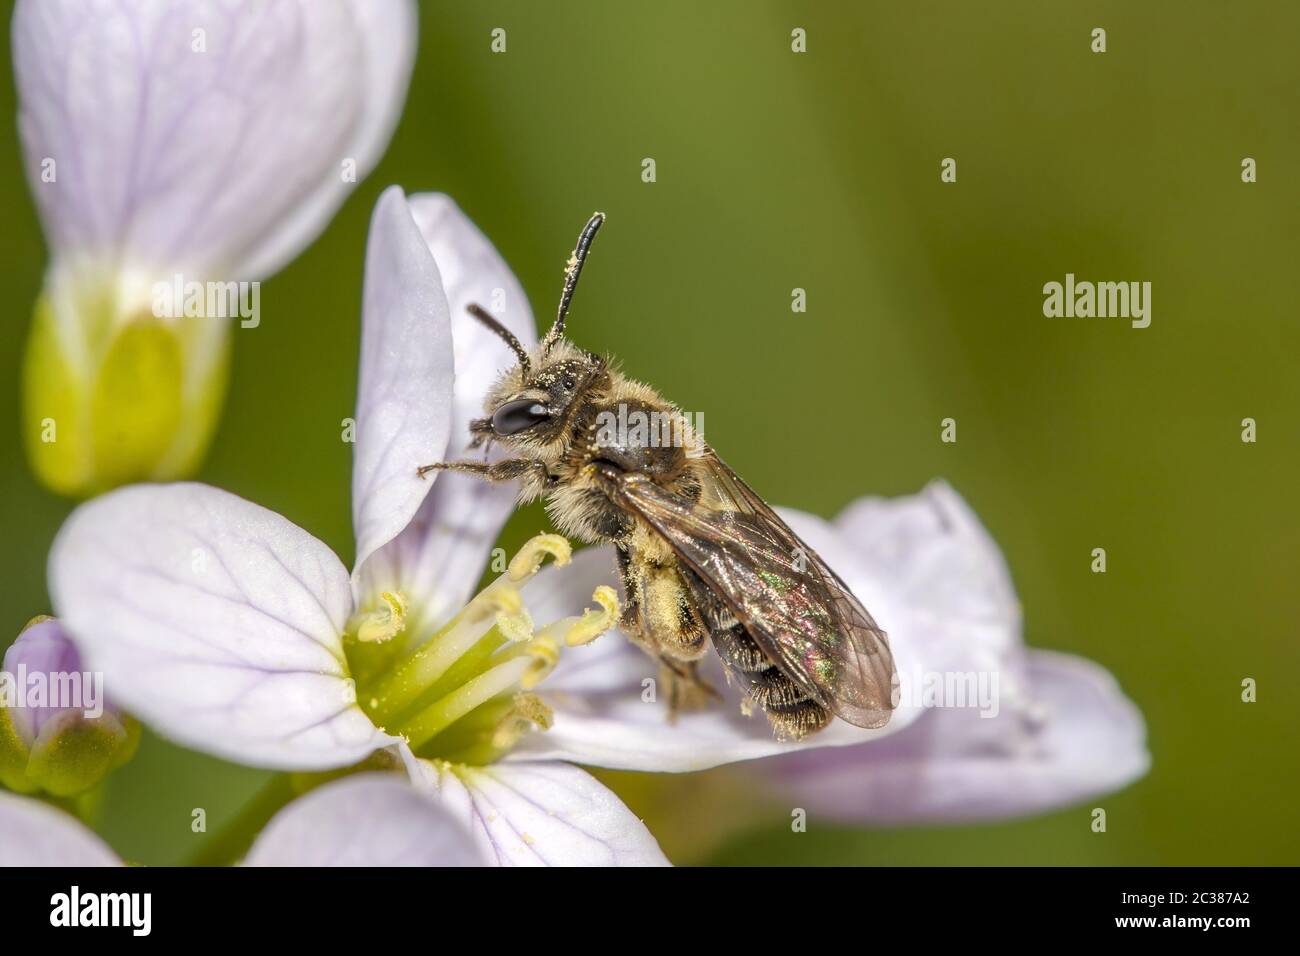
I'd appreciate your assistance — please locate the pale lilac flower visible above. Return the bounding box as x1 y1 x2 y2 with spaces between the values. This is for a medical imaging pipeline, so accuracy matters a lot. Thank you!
48 187 937 866
756 484 1150 823
0 617 138 797
14 0 417 495
0 775 484 867
518 485 1147 818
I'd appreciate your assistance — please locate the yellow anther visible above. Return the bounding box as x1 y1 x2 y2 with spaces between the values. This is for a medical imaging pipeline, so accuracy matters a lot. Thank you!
356 591 407 644
507 533 572 581
471 582 522 619
520 636 561 690
562 585 620 647
491 693 554 749
496 603 535 643
472 582 533 643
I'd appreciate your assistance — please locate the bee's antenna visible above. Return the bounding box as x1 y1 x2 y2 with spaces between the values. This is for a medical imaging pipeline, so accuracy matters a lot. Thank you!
467 303 531 374
542 211 605 353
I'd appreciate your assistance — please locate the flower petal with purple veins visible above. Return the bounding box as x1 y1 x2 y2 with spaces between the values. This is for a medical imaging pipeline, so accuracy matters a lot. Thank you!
245 774 486 867
49 483 394 771
402 750 669 866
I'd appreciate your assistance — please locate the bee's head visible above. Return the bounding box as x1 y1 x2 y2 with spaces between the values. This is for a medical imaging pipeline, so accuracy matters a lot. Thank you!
465 212 607 451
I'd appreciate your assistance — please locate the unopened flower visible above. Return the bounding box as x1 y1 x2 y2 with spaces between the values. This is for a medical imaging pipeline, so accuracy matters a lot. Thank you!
13 0 416 495
0 617 138 797
0 774 484 867
49 189 934 865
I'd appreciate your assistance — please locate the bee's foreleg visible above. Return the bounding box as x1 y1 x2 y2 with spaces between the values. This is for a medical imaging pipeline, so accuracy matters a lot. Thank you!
416 458 549 483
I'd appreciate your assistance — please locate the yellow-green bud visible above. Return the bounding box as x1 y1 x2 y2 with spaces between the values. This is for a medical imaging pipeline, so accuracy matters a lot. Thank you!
21 265 231 497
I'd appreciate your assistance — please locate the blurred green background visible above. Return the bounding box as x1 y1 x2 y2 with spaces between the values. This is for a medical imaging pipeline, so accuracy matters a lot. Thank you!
2 0 1297 865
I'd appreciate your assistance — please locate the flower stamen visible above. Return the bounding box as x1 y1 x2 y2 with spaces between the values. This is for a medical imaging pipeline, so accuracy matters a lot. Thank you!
539 585 620 647
361 534 575 725
366 585 527 723
508 533 572 581
491 693 554 750
402 656 535 749
353 590 407 644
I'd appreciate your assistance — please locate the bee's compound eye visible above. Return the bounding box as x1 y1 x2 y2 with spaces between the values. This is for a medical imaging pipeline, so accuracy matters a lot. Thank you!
492 398 551 436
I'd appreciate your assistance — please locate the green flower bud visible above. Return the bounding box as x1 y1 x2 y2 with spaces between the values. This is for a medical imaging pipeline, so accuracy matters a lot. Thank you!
21 265 231 497
0 617 140 796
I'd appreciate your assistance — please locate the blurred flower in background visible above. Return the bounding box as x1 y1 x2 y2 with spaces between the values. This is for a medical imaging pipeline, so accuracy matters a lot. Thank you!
757 484 1149 825
0 774 485 866
12 0 416 496
0 616 138 800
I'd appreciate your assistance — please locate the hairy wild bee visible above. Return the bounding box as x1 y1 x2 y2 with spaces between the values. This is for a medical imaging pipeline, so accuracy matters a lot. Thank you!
418 214 896 739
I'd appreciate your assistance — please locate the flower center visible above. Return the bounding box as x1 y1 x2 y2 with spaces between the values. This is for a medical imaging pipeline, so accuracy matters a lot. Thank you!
346 535 618 765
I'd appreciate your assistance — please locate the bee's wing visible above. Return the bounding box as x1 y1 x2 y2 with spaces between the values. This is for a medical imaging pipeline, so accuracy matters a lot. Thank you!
596 452 896 729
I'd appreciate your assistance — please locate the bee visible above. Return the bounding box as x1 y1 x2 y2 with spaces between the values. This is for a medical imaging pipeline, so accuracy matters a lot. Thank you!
418 214 896 739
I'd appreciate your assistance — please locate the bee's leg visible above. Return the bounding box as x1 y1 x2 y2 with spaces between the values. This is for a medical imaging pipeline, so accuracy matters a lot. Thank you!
647 572 718 718
642 564 709 662
616 547 717 716
416 458 549 483
657 658 721 721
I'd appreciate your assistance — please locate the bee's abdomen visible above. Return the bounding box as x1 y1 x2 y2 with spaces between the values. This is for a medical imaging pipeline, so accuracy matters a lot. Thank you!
711 617 769 673
711 620 830 739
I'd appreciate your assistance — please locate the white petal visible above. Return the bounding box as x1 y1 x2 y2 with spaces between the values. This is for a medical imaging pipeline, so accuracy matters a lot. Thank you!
14 0 415 278
245 774 486 866
835 480 1022 672
402 753 668 866
408 193 539 449
350 188 454 590
49 483 393 770
763 649 1150 824
0 791 120 867
357 195 536 635
509 543 925 773
238 0 417 279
